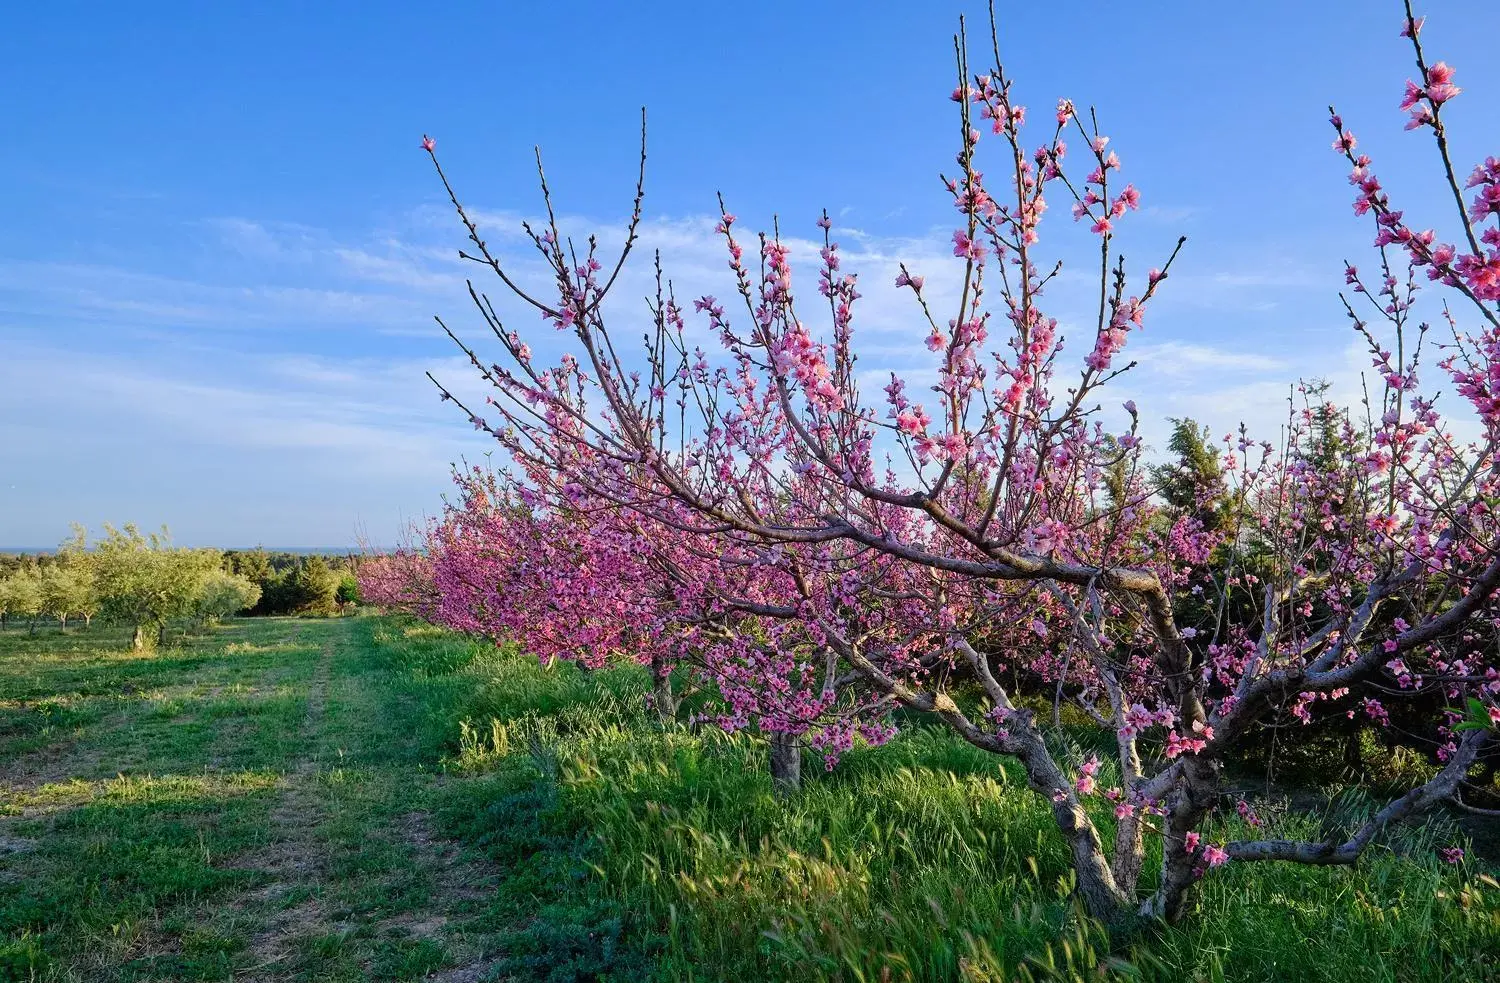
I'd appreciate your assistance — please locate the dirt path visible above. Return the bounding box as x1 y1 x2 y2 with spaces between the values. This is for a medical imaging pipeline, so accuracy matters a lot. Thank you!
229 624 503 981
239 637 337 977
0 616 508 982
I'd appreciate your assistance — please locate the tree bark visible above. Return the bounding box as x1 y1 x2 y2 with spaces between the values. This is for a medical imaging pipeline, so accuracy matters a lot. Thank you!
652 673 678 723
649 651 678 723
1111 811 1146 899
769 732 801 795
157 623 167 648
1140 756 1220 923
1111 724 1147 896
132 624 146 651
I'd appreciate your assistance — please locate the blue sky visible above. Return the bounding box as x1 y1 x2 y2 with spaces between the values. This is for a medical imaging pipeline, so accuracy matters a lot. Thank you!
2 1 1497 547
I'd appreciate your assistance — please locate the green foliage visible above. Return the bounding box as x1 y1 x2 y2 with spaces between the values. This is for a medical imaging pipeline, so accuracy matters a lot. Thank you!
38 559 96 627
1149 417 1230 532
91 524 223 647
220 549 360 617
335 573 361 611
194 570 262 623
288 555 338 615
225 546 273 585
5 615 1497 982
0 565 43 631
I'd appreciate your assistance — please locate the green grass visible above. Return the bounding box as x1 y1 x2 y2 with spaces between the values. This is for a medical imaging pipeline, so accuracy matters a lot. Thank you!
3 615 1497 981
370 617 1500 982
0 616 506 982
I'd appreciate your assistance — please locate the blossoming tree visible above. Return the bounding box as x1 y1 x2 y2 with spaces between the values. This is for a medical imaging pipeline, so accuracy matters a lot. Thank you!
425 459 905 789
355 548 436 615
419 2 1499 924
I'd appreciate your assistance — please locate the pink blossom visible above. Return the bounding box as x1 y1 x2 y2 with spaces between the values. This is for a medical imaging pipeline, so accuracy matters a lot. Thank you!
951 230 985 261
1399 80 1425 112
895 405 931 436
412 4 1500 929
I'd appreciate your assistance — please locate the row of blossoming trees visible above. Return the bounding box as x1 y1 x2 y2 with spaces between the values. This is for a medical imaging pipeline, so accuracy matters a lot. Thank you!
363 4 1500 926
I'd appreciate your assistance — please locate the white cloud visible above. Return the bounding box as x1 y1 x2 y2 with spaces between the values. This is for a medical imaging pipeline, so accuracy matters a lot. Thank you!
1128 341 1288 375
1 196 1482 545
0 339 489 546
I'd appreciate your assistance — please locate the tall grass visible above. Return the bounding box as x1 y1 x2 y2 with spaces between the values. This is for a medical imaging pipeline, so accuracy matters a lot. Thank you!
366 617 1500 982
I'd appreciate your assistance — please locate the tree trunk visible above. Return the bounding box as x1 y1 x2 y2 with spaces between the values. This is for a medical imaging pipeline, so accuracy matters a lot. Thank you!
1111 728 1147 897
83 614 92 629
1050 788 1134 925
1001 723 1134 926
132 624 146 651
29 617 37 635
649 652 678 723
60 614 68 629
1111 811 1146 898
1141 757 1220 923
157 623 167 648
652 672 678 723
769 732 801 795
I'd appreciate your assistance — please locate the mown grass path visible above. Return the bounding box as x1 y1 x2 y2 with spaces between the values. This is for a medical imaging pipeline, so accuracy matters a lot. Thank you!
0 616 502 982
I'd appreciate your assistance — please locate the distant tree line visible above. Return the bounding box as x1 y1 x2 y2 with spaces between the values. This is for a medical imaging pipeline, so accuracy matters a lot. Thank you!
0 526 365 648
221 548 361 617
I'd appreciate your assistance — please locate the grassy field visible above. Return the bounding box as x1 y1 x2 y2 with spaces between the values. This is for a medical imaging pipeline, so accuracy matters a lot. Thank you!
2 616 1497 981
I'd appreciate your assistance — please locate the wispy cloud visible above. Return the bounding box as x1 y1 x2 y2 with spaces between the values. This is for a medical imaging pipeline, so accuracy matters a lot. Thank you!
0 200 1427 545
1129 341 1288 375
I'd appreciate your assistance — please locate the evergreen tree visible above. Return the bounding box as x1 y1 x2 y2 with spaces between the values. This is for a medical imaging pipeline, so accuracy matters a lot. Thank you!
229 547 274 585
289 556 338 615
1149 417 1231 533
335 574 361 615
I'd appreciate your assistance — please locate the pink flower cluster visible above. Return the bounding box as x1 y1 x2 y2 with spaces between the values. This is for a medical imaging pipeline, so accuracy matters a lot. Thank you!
411 4 1500 926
